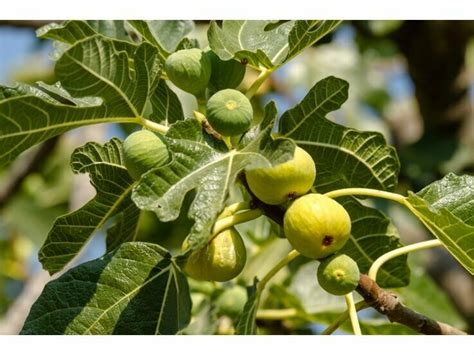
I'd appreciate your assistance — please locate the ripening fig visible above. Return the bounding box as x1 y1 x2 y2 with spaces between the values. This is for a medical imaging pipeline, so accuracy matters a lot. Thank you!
245 146 316 205
283 193 351 259
206 89 253 136
184 228 247 282
215 285 248 318
122 130 170 180
208 51 246 91
317 254 360 295
165 48 211 95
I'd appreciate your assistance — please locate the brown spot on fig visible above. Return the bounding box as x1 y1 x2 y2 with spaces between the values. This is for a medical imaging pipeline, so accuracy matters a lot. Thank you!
322 235 333 246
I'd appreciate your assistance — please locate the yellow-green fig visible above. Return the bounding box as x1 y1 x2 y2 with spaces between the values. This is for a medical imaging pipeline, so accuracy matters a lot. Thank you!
283 194 351 259
165 48 211 95
245 146 316 205
317 254 360 295
184 228 247 282
122 130 170 180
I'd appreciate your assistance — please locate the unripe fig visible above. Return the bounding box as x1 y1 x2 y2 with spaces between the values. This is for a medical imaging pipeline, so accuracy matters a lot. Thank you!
208 51 246 91
123 130 170 180
165 48 211 95
215 285 247 318
184 228 247 282
245 147 316 205
283 193 351 259
206 89 253 136
317 254 360 295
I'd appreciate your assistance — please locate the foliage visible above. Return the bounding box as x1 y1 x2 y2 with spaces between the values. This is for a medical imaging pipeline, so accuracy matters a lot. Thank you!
0 20 471 335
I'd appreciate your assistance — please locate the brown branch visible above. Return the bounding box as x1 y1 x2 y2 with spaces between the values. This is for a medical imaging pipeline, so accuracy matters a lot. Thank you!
357 274 467 335
0 137 59 210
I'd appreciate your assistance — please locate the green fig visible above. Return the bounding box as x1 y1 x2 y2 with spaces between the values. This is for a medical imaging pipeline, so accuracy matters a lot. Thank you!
206 89 253 136
283 193 351 259
165 48 211 95
246 146 316 205
122 130 170 180
317 254 360 295
215 285 248 318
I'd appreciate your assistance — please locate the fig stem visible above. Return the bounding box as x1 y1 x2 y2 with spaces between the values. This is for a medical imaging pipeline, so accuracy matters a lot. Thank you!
368 239 443 281
218 201 252 219
138 117 169 134
321 300 369 335
257 249 300 293
246 69 273 99
345 292 362 335
324 188 407 205
212 208 263 236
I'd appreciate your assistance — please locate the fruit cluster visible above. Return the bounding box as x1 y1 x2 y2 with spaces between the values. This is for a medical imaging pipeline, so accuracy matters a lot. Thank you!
122 48 360 296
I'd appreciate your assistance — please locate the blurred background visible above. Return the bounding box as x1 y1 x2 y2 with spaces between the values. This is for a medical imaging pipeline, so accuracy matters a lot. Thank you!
0 20 472 335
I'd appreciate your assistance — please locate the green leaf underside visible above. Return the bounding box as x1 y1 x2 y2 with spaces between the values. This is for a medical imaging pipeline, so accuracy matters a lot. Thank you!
39 139 139 274
338 197 409 288
406 174 474 274
149 79 184 125
132 103 296 251
21 242 191 335
235 280 259 335
208 20 341 69
0 36 162 167
279 76 400 193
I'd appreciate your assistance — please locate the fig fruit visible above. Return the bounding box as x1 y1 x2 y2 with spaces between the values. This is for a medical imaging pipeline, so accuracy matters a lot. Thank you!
215 285 248 318
208 51 246 91
245 146 316 205
165 48 211 95
283 193 351 259
317 254 360 295
123 130 170 180
184 228 247 282
206 89 253 136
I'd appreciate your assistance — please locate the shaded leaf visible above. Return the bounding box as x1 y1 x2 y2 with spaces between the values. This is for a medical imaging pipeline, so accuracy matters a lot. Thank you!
39 138 139 274
128 20 194 63
279 76 400 192
149 78 184 125
22 242 191 335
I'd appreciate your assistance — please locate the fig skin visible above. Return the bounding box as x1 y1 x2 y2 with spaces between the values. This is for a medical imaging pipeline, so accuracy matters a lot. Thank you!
283 193 351 259
245 146 316 205
184 228 247 282
165 48 211 95
208 51 246 91
122 130 170 180
206 89 253 136
317 254 360 295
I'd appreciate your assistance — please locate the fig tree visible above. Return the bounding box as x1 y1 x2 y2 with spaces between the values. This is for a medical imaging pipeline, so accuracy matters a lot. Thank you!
165 48 211 95
283 193 351 259
206 89 253 136
122 130 170 180
317 254 360 295
184 228 247 282
208 51 246 91
245 146 316 205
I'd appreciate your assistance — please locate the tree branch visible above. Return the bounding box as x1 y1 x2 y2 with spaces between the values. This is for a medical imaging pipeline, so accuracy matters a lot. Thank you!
357 274 467 335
